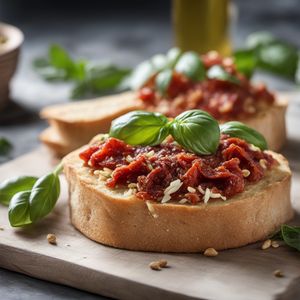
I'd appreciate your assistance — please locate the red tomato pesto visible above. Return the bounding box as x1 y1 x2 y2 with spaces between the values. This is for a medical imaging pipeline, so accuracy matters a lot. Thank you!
79 136 275 204
138 52 275 120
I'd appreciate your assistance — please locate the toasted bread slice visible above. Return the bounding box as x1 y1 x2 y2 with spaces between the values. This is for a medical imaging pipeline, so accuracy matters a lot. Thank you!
63 146 292 253
42 93 287 156
40 91 142 154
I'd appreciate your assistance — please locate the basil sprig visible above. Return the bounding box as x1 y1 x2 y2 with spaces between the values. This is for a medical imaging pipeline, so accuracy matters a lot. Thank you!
220 121 268 150
1 163 63 227
234 31 300 83
109 110 267 154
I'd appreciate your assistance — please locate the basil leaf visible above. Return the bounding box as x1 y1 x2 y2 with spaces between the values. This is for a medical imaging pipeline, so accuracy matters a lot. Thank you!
110 111 169 146
29 173 60 222
151 54 167 71
220 121 267 150
234 49 257 78
175 51 205 81
9 191 32 227
166 48 182 67
0 176 38 206
171 110 220 155
246 31 277 49
207 65 240 84
281 224 300 251
129 61 156 90
0 137 12 156
155 69 173 95
71 65 131 99
257 42 298 79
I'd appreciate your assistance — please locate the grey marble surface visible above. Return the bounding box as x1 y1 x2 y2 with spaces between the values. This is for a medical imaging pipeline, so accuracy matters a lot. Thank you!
0 0 300 299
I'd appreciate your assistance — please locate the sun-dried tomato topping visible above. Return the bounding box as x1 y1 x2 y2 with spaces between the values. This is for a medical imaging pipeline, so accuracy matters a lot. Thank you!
138 52 275 120
79 136 275 204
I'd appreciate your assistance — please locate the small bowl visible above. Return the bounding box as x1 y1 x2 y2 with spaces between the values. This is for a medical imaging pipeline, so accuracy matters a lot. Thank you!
0 22 24 110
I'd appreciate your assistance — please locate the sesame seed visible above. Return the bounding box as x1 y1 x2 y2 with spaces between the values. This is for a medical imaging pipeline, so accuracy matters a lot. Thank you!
146 201 158 218
242 169 250 177
128 183 137 189
204 248 218 257
146 150 155 158
187 186 196 193
273 269 284 278
203 188 211 203
259 159 267 169
178 198 188 204
198 186 205 194
271 241 280 248
261 239 272 250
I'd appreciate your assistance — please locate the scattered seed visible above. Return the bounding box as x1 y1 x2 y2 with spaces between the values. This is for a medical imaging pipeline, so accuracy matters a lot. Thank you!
149 260 168 271
204 248 218 257
259 159 267 169
187 186 196 193
47 233 57 245
261 239 272 250
271 241 280 248
65 244 71 247
242 169 250 178
274 269 284 278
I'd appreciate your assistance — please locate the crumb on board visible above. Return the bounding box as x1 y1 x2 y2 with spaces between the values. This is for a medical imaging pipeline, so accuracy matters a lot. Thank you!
149 260 168 271
204 248 218 257
271 241 280 248
273 269 284 278
261 239 272 250
47 233 57 245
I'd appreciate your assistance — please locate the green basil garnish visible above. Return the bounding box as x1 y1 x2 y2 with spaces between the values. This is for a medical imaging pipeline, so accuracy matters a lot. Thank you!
281 225 300 251
129 61 156 90
171 110 220 155
9 191 32 227
207 65 240 84
109 110 268 155
220 121 267 150
0 176 38 206
0 137 12 156
174 51 205 81
151 54 168 71
109 111 170 146
166 48 182 68
2 163 63 227
29 172 61 222
234 49 257 79
155 69 173 95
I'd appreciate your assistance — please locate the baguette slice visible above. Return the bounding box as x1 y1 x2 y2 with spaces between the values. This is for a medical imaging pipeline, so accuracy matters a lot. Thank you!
63 146 293 253
40 91 142 153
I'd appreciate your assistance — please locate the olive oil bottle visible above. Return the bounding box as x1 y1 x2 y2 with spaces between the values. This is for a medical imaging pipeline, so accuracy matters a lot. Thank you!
173 0 231 55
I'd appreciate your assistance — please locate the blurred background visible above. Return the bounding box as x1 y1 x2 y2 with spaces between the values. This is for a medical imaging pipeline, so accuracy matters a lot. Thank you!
1 0 300 299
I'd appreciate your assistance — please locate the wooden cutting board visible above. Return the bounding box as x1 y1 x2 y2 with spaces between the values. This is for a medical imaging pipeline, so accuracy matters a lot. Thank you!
1 94 300 300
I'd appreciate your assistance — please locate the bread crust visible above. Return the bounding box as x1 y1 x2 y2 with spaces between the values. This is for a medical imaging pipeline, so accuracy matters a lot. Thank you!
63 147 293 253
41 94 287 157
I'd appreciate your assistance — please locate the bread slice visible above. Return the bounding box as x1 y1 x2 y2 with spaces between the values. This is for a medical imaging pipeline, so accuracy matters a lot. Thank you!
42 93 287 156
40 91 141 154
63 146 293 253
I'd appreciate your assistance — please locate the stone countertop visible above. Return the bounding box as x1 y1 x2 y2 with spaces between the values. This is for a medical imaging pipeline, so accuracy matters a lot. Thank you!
0 0 300 299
